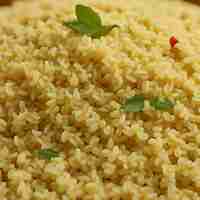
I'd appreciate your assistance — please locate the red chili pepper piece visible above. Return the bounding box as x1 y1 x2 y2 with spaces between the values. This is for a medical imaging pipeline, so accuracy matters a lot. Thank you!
169 36 178 48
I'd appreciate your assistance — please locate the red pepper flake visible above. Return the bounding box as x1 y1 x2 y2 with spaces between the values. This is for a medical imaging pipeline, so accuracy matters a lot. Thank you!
169 36 178 48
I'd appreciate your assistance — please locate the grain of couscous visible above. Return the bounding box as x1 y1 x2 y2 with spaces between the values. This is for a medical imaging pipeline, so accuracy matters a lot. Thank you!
1 0 200 199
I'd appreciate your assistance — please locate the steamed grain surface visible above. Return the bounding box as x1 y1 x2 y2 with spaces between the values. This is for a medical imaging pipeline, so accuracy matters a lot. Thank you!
1 0 200 199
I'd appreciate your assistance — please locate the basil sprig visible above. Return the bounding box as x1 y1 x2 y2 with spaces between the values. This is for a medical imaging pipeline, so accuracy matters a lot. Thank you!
36 149 59 161
121 95 145 113
122 95 174 113
64 4 119 38
150 97 174 110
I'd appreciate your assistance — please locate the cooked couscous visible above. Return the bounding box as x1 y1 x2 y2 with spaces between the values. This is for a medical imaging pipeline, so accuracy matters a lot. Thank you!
1 0 200 199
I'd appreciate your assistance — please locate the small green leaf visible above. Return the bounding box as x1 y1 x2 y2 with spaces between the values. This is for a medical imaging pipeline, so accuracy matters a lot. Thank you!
150 98 174 110
36 149 59 161
122 95 145 113
64 4 119 38
64 21 97 36
76 4 102 28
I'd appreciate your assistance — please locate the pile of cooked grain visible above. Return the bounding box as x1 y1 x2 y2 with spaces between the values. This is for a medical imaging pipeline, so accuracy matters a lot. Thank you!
1 0 200 199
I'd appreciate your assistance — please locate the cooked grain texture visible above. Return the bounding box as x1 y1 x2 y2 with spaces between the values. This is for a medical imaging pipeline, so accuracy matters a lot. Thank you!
1 0 200 199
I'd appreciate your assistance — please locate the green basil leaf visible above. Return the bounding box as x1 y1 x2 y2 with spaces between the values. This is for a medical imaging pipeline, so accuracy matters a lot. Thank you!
37 149 59 161
76 4 102 28
64 4 119 38
64 21 98 35
150 98 174 110
122 95 145 113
